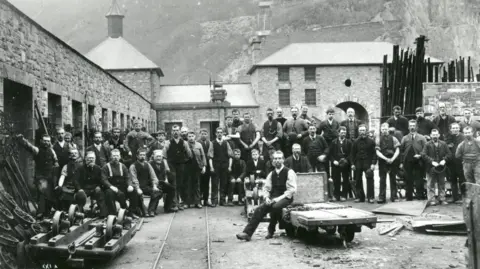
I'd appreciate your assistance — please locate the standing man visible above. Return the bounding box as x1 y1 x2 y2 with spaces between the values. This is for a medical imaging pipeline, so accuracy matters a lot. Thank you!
107 127 128 164
232 109 244 129
147 130 166 160
102 149 139 218
455 126 480 185
317 108 340 146
350 125 377 203
276 107 288 155
186 131 207 209
261 108 283 162
415 107 437 140
125 119 154 163
300 105 313 125
386 106 409 137
229 149 246 206
283 106 309 157
303 125 329 173
56 147 84 211
400 120 427 201
376 123 401 203
198 129 212 206
330 127 351 201
53 128 70 179
163 125 192 211
86 132 111 167
236 151 297 241
422 129 452 206
459 109 480 134
16 134 59 219
237 112 261 162
432 102 457 141
129 149 161 217
223 116 239 150
209 127 233 207
73 151 108 217
446 122 465 203
180 127 189 141
149 150 176 213
284 144 313 173
341 108 363 140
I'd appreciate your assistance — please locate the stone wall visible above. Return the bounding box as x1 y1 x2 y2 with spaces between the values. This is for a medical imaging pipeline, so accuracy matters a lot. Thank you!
251 66 382 132
109 70 159 102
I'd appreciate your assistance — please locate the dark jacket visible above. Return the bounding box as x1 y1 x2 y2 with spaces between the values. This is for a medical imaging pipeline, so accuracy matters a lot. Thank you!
329 138 352 163
74 164 102 191
340 118 363 140
459 119 480 135
416 118 437 137
246 159 267 179
386 115 409 136
350 136 377 165
445 133 465 160
302 135 329 160
284 155 313 173
317 119 340 144
432 115 457 140
230 159 246 179
53 142 70 169
400 132 427 163
86 144 111 167
422 140 452 172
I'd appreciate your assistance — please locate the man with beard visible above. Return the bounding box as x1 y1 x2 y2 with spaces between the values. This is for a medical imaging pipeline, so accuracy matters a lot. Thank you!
284 144 313 173
376 123 401 203
147 130 166 160
102 149 140 218
341 108 363 140
73 151 108 217
17 134 59 219
283 106 309 157
459 109 480 134
163 125 192 211
185 131 207 209
208 127 233 207
446 123 465 203
53 128 70 179
56 147 84 211
229 149 246 206
329 127 351 201
415 107 437 140
129 149 161 217
400 120 427 200
300 105 313 125
180 127 189 141
386 106 409 137
86 132 111 167
422 129 452 206
432 103 456 141
236 151 297 241
351 125 377 203
261 108 283 162
236 112 261 162
275 107 288 154
125 120 154 162
303 125 329 173
149 150 176 213
317 108 340 146
198 129 212 206
456 126 480 185
232 109 244 129
107 128 128 163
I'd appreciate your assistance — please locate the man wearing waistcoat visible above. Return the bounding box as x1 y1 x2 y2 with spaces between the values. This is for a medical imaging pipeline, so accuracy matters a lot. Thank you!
351 124 377 203
102 149 139 218
86 132 111 168
125 119 154 163
17 134 59 219
329 127 352 201
376 123 401 203
283 106 309 157
198 129 212 206
149 150 176 213
163 125 192 211
147 130 166 160
261 108 283 162
186 131 207 209
432 103 457 141
236 112 261 162
129 149 161 217
303 125 329 173
208 127 233 207
284 144 313 173
456 126 480 185
400 120 427 200
53 128 70 179
236 151 297 241
446 122 466 202
340 108 363 140
276 108 288 154
223 116 239 150
56 147 84 211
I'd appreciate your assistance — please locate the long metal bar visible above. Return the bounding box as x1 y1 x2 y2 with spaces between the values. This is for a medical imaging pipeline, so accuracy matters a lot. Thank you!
151 212 176 269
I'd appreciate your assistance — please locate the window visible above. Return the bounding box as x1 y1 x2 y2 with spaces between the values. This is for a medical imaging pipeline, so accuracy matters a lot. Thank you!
112 111 117 128
102 108 108 132
305 89 316 106
278 89 290 106
278 67 290 81
126 115 130 130
304 67 316 81
120 113 125 131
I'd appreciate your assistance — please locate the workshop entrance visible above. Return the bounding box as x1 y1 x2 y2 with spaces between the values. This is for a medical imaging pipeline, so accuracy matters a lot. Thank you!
335 101 369 127
2 79 34 185
200 121 220 141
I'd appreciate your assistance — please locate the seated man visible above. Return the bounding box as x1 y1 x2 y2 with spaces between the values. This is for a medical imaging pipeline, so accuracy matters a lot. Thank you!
149 150 176 213
229 149 246 206
73 151 108 217
245 149 266 191
284 143 313 173
56 147 84 211
236 151 297 241
102 149 140 218
130 149 161 217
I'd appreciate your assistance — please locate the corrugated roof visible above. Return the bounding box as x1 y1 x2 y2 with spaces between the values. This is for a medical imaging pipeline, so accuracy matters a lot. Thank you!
156 83 258 107
106 0 124 17
248 42 443 73
85 37 163 75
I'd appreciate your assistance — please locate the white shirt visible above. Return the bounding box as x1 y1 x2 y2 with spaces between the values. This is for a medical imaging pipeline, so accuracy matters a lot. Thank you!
58 141 65 148
328 119 333 125
253 160 258 167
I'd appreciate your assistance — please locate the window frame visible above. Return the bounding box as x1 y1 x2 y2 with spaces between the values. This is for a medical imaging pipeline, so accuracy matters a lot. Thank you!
278 67 290 82
304 88 317 106
278 89 291 106
304 67 316 81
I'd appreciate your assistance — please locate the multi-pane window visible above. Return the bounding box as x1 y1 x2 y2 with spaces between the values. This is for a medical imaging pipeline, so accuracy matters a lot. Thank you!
305 67 316 81
278 67 290 81
305 89 316 106
278 89 290 106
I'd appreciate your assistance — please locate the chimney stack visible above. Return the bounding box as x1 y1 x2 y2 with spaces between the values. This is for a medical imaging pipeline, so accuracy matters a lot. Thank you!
106 0 124 38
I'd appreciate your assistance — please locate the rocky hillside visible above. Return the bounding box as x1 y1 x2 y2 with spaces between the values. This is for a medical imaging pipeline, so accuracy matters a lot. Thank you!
8 0 480 84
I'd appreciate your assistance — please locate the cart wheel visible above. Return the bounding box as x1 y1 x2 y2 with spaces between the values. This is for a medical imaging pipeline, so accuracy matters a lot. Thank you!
51 211 66 236
339 225 355 243
325 226 337 235
285 223 295 238
105 215 117 241
16 241 26 267
68 204 79 224
117 208 126 226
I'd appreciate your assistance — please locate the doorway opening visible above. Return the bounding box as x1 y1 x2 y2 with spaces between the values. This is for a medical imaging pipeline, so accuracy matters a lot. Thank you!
335 101 369 126
72 100 83 152
200 121 220 141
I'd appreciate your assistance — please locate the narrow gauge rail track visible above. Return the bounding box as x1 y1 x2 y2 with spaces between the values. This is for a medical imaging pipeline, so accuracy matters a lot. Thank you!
151 207 212 269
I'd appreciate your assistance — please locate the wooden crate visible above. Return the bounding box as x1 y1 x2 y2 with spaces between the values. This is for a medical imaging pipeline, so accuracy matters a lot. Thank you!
295 172 328 204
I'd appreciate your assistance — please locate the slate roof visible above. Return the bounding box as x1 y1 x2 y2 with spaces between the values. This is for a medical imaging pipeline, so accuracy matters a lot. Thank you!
156 83 258 107
248 42 443 74
85 37 163 75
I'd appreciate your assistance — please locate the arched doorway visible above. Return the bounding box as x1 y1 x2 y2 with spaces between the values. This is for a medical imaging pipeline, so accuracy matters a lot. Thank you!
335 101 369 126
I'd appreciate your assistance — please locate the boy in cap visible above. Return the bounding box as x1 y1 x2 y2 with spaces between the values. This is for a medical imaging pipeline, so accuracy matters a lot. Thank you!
229 149 246 206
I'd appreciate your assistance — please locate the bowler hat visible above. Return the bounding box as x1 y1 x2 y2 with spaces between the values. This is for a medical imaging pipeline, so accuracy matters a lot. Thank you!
365 169 374 178
431 164 447 175
288 132 298 141
338 158 349 168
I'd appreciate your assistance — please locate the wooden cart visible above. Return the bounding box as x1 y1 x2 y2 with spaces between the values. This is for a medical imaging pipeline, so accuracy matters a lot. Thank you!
282 172 377 246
